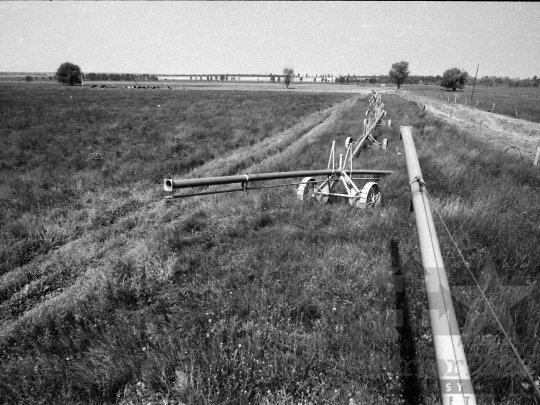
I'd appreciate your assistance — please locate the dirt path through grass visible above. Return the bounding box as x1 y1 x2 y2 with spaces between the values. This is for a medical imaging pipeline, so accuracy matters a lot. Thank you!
399 90 540 161
0 94 362 338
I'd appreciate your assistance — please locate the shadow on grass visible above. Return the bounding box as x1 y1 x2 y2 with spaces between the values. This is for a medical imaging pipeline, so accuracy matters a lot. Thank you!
391 238 423 404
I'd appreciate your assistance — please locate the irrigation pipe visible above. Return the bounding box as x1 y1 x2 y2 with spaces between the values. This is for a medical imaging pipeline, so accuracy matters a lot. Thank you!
164 169 393 191
400 126 477 405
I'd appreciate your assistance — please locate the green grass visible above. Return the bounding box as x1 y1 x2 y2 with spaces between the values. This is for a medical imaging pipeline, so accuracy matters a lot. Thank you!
0 84 539 404
404 84 540 123
0 82 349 277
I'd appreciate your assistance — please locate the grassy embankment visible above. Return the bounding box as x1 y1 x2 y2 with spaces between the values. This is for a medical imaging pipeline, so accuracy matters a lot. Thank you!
404 84 540 124
1 83 540 404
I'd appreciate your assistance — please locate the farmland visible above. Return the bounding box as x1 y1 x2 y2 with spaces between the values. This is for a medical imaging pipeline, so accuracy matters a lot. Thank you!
1 82 540 404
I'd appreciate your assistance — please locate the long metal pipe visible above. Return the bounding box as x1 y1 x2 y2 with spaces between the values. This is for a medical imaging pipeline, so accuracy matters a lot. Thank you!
400 126 476 405
164 169 393 191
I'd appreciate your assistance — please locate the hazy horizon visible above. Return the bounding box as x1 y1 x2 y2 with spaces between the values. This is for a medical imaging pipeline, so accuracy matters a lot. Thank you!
1 2 539 79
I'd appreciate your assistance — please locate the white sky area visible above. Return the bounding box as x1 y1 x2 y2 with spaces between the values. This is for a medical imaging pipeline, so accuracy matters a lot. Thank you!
1 2 539 78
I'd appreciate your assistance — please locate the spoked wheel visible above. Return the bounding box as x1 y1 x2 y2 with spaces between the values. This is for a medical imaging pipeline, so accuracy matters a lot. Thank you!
314 183 330 204
297 177 317 201
357 182 381 210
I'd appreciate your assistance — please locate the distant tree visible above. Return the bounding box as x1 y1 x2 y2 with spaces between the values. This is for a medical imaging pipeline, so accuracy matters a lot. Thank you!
388 61 410 89
25 76 32 82
56 62 82 86
283 68 294 89
441 68 469 91
533 75 538 88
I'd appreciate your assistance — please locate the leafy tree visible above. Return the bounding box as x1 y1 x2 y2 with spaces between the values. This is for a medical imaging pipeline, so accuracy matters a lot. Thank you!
283 68 294 89
56 62 82 86
388 61 410 89
441 68 469 91
25 76 32 82
533 75 538 88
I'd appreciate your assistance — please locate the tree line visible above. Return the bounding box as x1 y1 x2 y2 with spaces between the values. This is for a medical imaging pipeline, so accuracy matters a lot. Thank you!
83 73 158 82
403 74 538 87
54 61 539 89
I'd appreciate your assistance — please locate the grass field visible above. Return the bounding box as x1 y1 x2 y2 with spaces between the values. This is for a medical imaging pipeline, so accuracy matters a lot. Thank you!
404 84 540 124
1 82 539 404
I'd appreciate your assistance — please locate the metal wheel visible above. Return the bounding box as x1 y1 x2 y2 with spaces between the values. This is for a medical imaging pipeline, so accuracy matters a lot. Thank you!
357 182 381 210
314 183 330 204
297 177 317 201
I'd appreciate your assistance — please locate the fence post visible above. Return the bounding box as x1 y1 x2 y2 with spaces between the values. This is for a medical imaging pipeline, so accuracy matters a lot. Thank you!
514 106 518 118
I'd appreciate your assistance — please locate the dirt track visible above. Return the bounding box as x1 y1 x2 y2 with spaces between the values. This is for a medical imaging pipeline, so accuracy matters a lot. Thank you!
399 91 540 162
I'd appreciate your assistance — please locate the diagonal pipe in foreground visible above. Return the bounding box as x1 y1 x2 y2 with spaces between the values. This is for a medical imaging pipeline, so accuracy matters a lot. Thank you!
400 126 476 405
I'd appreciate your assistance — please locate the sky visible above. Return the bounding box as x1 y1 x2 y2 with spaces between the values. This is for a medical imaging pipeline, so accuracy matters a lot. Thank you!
1 2 539 78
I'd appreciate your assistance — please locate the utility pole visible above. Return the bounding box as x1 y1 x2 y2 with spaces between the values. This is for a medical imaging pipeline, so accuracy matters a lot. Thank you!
470 64 479 104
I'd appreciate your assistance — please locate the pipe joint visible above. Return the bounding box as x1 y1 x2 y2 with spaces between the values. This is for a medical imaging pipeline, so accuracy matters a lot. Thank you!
409 176 425 190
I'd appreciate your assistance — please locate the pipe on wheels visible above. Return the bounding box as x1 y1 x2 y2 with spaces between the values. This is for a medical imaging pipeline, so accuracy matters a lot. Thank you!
164 169 393 191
